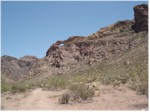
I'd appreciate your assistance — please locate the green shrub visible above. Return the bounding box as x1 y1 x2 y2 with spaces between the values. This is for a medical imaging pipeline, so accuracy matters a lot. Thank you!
59 93 70 104
70 84 95 100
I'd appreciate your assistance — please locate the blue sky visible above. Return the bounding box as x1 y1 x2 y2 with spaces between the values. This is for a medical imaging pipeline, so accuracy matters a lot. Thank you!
1 1 148 58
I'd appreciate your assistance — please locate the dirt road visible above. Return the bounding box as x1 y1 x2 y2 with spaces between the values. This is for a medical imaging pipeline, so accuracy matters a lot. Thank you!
1 85 148 110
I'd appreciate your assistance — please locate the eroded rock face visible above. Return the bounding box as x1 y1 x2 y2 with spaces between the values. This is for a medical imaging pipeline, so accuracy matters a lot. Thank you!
43 4 148 71
133 4 148 32
45 19 136 68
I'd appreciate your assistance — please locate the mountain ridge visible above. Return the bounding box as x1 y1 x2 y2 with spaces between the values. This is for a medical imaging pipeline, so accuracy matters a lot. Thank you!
1 4 148 83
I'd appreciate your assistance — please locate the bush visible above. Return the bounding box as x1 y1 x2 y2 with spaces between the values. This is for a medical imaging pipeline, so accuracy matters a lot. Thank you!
70 84 95 100
80 88 95 100
59 93 70 104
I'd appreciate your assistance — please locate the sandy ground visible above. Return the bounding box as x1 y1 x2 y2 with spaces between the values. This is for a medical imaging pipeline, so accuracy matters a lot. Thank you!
1 85 148 110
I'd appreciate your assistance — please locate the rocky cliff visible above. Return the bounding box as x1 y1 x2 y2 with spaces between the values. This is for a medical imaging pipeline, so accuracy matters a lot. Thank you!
1 4 148 82
133 4 148 32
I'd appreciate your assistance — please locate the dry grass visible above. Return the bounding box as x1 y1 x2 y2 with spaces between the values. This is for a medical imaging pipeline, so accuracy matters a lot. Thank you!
43 76 69 90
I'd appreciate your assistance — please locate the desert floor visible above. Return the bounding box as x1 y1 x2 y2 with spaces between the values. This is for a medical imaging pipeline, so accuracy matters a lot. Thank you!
1 85 148 110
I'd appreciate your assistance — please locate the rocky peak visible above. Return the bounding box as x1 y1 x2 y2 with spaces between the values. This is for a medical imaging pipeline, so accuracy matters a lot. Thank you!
1 55 38 81
132 4 148 32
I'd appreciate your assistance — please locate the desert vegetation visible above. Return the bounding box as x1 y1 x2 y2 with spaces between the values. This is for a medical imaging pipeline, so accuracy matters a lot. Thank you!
1 57 148 99
1 82 27 93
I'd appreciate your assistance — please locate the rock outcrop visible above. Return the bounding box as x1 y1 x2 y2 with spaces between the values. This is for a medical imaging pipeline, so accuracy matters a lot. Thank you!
44 20 136 69
132 4 148 32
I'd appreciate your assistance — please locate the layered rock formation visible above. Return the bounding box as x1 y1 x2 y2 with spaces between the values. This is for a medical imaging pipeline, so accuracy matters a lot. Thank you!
1 4 148 82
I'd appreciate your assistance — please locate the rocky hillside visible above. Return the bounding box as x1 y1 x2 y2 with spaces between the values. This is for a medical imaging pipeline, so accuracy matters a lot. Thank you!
1 4 148 83
1 55 38 82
